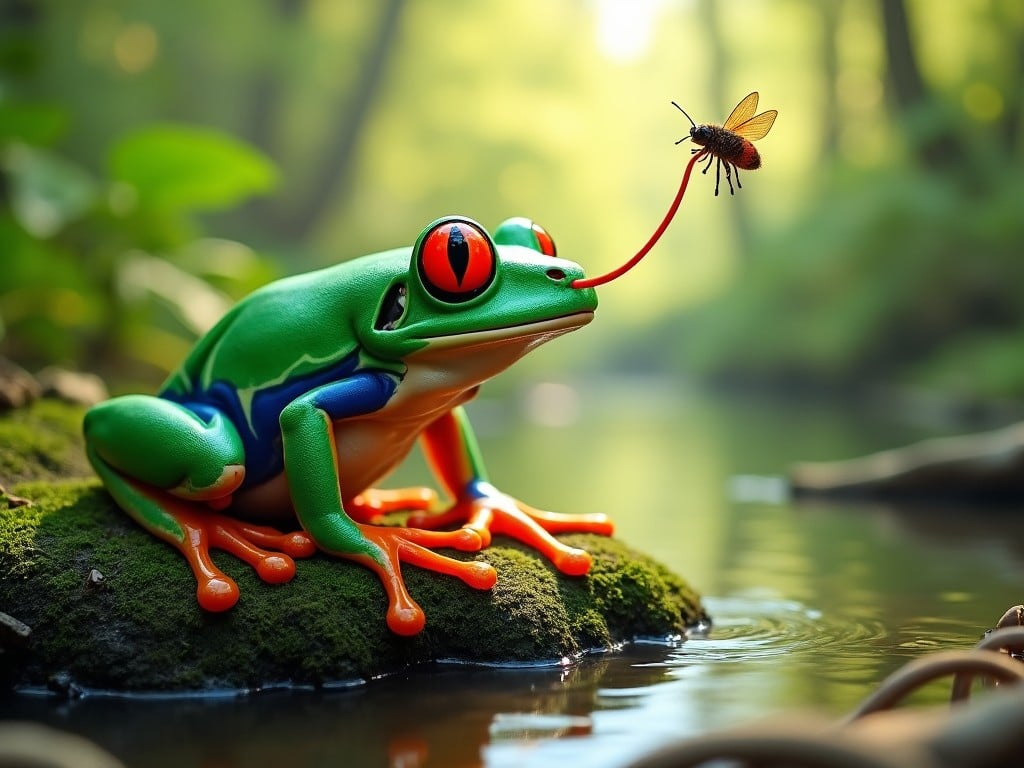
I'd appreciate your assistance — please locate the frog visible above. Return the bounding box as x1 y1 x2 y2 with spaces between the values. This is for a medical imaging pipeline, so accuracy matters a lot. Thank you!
83 216 614 635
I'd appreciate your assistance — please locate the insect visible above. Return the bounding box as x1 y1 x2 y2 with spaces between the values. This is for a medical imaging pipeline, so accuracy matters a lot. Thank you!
672 91 777 196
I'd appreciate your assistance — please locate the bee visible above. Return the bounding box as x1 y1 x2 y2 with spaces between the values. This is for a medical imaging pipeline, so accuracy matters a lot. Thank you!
673 92 777 196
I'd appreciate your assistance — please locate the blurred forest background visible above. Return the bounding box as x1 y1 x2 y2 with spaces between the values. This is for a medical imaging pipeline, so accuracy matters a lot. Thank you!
1 0 1023 409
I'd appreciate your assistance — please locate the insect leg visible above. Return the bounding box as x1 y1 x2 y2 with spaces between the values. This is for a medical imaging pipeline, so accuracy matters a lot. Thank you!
714 157 722 196
724 162 735 195
734 164 743 190
701 152 714 175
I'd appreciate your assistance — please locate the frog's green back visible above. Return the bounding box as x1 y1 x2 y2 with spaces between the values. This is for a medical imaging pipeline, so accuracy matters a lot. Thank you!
160 248 412 397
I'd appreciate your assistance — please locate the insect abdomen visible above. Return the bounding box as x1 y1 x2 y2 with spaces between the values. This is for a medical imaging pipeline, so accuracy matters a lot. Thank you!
735 141 761 170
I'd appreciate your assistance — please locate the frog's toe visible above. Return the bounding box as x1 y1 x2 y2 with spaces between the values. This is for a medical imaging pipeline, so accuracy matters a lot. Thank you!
514 506 615 537
196 574 240 612
406 506 470 531
451 493 610 577
347 524 498 634
553 548 592 577
450 527 485 551
256 554 297 584
205 516 311 585
464 560 498 589
396 537 496 589
350 487 440 523
387 604 427 637
280 531 317 558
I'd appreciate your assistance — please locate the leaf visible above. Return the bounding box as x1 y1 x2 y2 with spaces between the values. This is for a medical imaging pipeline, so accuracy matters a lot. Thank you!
0 104 68 146
3 145 97 238
116 252 233 337
108 124 278 212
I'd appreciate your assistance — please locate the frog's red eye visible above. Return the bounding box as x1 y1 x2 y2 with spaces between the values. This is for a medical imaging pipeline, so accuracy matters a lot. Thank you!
417 219 497 303
530 222 557 257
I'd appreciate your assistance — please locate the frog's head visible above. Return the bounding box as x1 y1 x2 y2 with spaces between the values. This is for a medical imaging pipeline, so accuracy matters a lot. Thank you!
360 216 597 370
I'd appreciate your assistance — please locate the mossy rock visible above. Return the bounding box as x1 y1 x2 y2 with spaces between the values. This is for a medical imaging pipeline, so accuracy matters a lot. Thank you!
0 401 708 693
0 399 93 485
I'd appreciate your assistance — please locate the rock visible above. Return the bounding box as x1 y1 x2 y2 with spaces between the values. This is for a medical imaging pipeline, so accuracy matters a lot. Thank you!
0 401 708 693
0 357 41 411
36 367 110 407
1 480 706 692
0 610 31 648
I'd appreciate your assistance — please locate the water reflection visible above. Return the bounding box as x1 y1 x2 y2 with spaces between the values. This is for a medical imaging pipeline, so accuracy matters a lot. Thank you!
4 384 1022 766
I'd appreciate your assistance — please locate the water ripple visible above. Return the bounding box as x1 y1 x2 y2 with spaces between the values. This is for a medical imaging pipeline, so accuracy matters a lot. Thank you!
671 595 890 666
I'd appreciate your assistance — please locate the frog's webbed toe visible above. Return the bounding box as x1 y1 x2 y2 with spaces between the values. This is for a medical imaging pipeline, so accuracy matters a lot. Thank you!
350 524 496 636
407 481 614 577
208 517 317 582
150 504 316 612
347 487 439 523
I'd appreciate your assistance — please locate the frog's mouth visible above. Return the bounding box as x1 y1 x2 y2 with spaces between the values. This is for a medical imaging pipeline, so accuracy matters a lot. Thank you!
412 311 594 355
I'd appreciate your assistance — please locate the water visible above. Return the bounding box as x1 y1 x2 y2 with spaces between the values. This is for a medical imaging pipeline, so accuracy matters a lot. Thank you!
5 378 1024 767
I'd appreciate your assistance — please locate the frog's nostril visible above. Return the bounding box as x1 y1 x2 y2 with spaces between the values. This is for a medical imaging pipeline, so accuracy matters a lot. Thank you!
546 268 566 282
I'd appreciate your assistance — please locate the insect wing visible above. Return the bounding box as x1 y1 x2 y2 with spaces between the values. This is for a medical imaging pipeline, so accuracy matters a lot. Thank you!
722 92 759 131
732 110 777 142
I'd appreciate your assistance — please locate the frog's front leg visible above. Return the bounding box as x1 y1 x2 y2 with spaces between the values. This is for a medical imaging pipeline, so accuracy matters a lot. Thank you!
84 396 316 611
279 375 497 635
409 407 615 575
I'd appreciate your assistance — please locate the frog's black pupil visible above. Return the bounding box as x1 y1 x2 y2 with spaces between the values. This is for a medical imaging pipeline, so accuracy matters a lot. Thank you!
447 226 470 286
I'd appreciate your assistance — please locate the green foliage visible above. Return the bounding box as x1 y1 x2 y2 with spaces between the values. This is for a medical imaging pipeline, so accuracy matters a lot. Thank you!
109 125 277 212
6 143 97 237
3 0 1023 402
0 103 280 378
678 155 1024 399
0 103 67 145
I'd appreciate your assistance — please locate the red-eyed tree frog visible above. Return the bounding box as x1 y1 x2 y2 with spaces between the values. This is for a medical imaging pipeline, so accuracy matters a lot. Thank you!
84 216 615 635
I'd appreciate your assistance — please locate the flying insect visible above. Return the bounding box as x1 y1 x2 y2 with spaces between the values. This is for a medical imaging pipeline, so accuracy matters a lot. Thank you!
673 91 777 196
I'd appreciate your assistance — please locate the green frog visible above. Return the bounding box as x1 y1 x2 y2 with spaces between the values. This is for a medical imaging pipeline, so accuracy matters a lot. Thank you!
84 216 613 635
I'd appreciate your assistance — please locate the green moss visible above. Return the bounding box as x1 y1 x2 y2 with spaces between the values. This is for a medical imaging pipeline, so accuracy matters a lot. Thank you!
0 400 708 692
0 400 91 486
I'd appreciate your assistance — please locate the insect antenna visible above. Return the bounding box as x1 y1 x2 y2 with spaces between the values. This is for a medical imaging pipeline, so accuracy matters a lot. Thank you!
671 101 696 129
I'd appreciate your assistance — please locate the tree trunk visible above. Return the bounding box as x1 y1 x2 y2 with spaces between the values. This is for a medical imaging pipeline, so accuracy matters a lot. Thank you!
819 0 842 160
878 0 964 169
273 0 406 239
996 3 1024 158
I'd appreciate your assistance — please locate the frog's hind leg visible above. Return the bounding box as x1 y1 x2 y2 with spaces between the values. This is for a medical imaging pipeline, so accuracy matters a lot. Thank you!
85 395 247 505
84 396 314 611
86 442 239 611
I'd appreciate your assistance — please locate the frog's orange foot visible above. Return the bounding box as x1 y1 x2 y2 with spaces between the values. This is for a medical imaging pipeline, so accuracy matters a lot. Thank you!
407 482 614 577
169 508 316 612
348 487 439 524
351 524 496 636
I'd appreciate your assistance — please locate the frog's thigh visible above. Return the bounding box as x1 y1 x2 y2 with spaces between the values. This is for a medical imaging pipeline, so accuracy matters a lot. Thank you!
84 395 244 498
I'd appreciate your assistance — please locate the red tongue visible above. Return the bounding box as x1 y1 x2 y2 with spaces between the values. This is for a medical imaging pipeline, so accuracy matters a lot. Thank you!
571 149 707 290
